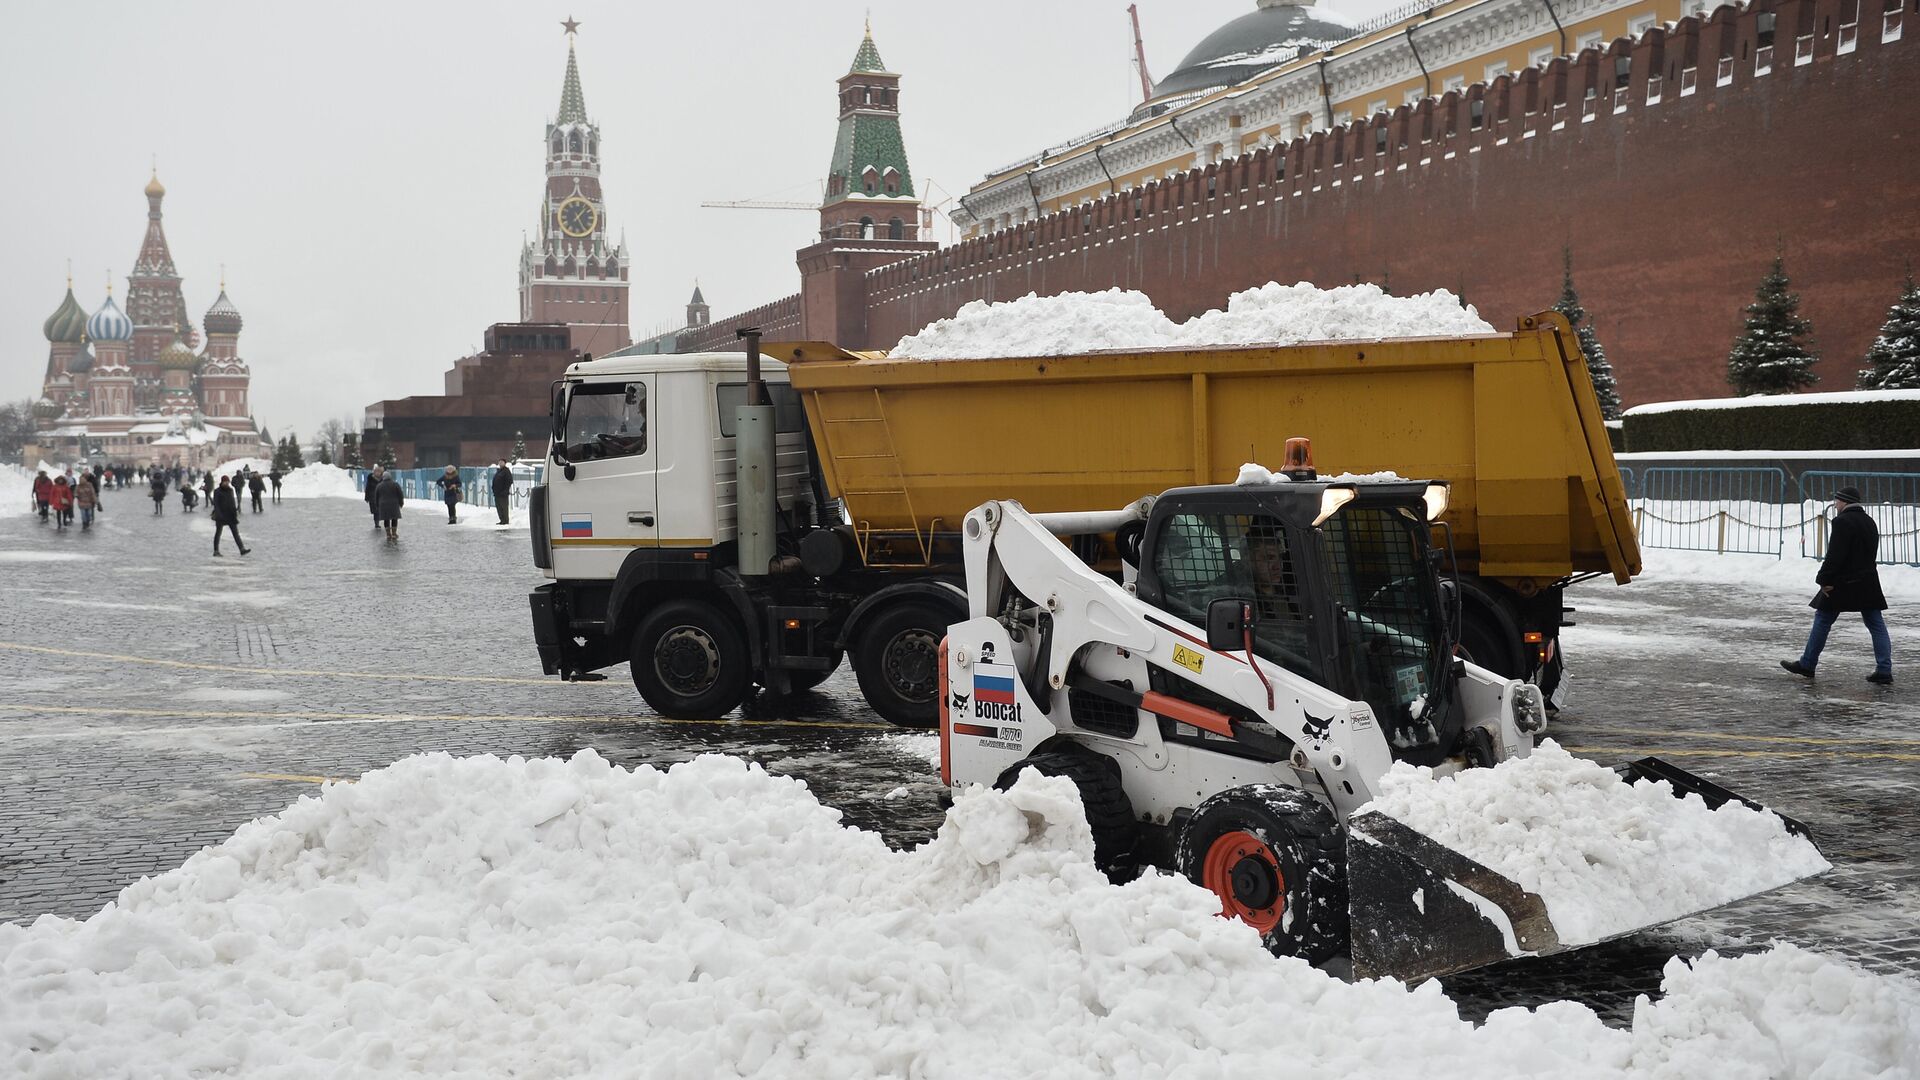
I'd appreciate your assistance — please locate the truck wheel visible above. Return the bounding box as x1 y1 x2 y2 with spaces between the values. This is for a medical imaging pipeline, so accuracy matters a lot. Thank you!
1456 606 1520 678
1176 785 1348 964
994 747 1140 883
630 600 750 719
853 602 950 728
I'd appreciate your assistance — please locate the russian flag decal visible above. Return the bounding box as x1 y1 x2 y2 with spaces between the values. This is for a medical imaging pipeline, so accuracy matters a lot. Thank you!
560 514 593 538
974 670 1016 705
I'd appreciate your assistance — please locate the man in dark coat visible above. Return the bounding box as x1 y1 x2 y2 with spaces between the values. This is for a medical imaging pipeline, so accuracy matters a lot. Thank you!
364 466 386 529
211 476 250 557
374 472 405 541
248 471 267 513
148 469 168 515
491 460 514 525
1782 487 1891 684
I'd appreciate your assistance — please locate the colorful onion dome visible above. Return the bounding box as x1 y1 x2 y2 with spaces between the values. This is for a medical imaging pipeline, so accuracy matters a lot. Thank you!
86 294 134 342
204 289 243 335
31 396 64 419
43 286 87 343
157 333 199 371
67 343 95 375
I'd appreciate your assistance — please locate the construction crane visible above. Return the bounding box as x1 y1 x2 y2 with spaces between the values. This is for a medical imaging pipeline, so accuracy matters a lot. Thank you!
700 199 817 211
1128 4 1155 105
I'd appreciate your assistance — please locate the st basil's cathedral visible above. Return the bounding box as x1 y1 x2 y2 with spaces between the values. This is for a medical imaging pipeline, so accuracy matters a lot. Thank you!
27 173 267 468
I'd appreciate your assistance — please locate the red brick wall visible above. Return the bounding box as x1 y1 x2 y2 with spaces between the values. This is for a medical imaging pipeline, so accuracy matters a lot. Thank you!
676 293 804 353
861 0 1917 405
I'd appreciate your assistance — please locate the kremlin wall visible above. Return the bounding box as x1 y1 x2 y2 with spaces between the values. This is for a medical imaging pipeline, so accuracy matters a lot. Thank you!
681 0 1917 408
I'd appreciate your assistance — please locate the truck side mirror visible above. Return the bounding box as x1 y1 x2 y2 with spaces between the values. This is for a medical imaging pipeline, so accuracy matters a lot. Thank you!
1206 598 1255 652
563 463 577 481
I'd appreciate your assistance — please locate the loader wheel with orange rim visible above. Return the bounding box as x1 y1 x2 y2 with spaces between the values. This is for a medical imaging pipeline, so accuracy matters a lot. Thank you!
1176 785 1348 964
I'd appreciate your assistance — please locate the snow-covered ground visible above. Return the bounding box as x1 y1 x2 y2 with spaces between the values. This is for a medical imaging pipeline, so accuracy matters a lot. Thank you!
276 465 362 500
0 751 1912 1078
891 282 1494 359
1363 741 1829 945
1638 546 1920 605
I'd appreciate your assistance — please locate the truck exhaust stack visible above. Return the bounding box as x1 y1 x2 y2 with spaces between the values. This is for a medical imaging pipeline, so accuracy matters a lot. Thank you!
735 328 777 578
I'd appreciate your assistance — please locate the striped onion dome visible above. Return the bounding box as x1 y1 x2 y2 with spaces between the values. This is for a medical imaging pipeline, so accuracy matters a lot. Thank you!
31 396 64 419
204 289 243 335
86 294 133 342
43 287 86 343
156 333 199 371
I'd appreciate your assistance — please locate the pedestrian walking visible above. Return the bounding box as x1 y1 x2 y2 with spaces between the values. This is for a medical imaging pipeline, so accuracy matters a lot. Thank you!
375 470 405 541
269 467 283 504
365 465 386 528
490 460 514 525
436 465 462 524
34 470 54 521
210 476 250 557
201 472 214 507
149 470 168 514
1782 487 1892 685
248 471 266 513
50 476 73 530
74 475 98 531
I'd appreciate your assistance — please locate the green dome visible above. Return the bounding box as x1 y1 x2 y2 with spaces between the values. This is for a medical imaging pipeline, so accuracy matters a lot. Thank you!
43 287 87 343
157 334 199 371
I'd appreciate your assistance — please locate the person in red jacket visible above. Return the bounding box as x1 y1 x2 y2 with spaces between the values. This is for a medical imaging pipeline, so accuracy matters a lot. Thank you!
49 475 74 530
32 471 54 521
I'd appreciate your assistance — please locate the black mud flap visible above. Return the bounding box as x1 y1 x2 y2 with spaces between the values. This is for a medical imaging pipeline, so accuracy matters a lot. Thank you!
1346 811 1564 983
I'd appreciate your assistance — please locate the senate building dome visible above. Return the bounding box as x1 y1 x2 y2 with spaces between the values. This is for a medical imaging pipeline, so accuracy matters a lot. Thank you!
1135 0 1356 117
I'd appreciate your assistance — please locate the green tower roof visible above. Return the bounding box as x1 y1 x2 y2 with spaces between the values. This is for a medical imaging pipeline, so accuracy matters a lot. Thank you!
43 285 86 344
850 29 886 73
557 42 588 124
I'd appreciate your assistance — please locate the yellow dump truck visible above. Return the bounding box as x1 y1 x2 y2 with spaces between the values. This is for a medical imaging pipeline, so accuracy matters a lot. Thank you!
528 312 1637 725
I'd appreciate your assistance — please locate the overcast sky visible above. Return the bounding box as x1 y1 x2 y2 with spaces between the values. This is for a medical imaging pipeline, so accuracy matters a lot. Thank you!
1 0 1402 439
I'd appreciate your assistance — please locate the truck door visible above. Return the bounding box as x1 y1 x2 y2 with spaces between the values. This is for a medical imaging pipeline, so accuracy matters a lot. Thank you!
546 375 660 581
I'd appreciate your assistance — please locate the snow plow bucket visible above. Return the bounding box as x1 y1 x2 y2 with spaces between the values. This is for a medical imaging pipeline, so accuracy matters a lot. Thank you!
1345 757 1818 983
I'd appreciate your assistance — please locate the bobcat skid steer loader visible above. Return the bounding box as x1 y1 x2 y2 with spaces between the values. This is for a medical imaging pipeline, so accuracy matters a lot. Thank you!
939 463 1820 982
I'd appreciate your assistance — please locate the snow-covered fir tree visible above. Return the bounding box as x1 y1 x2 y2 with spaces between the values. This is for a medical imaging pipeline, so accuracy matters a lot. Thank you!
314 439 334 466
282 433 305 470
1727 255 1819 395
1857 269 1920 390
1553 249 1623 419
377 434 396 468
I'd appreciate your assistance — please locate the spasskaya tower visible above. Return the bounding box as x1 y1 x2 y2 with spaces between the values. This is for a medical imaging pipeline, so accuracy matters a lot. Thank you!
518 18 631 357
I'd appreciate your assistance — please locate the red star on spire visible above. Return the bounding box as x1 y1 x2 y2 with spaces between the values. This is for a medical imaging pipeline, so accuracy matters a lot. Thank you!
561 16 580 35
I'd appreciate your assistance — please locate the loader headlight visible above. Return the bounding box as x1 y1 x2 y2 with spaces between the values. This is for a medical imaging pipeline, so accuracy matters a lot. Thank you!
1512 684 1546 733
1313 486 1356 526
1423 482 1450 522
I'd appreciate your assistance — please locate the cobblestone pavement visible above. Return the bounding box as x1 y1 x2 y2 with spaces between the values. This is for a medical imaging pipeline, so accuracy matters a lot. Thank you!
1 491 1915 1025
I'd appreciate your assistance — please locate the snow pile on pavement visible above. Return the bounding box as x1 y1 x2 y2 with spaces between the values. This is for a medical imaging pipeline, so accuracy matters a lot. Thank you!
1363 740 1831 946
891 282 1494 359
276 465 363 500
1637 547 1920 605
4 750 1913 1079
0 464 29 504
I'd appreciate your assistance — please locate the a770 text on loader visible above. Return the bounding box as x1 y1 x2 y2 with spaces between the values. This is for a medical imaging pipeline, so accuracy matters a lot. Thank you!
939 443 1823 983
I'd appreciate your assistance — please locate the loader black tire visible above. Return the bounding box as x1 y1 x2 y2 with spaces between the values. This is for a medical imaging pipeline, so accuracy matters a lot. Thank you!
854 602 949 728
995 748 1140 883
1176 785 1348 965
630 600 751 720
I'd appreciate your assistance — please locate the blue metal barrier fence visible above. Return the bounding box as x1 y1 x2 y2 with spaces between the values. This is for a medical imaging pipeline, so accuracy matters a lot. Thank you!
352 465 543 514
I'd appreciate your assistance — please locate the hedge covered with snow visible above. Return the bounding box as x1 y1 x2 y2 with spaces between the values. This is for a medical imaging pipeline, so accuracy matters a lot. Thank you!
1623 390 1920 452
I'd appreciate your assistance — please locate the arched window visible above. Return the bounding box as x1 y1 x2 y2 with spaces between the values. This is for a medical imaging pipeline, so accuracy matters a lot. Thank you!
568 131 582 154
551 132 563 155
888 217 904 240
859 216 874 239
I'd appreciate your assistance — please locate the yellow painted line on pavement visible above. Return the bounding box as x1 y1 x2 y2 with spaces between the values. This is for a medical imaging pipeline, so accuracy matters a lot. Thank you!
0 702 892 733
1566 745 1920 764
0 641 559 686
241 772 352 785
1571 725 1920 748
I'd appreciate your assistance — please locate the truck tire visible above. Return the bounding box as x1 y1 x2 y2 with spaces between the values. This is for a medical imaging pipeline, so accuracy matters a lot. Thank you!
1456 603 1521 678
1175 785 1348 964
630 599 751 719
994 747 1140 883
853 602 949 728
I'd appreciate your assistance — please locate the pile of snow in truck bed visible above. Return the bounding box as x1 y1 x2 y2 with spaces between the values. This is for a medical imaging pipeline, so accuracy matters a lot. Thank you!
1 750 1910 1079
1362 740 1832 946
890 282 1496 359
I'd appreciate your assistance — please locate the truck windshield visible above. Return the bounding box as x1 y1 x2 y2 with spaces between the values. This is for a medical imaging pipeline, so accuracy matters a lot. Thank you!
1321 506 1445 744
560 382 648 462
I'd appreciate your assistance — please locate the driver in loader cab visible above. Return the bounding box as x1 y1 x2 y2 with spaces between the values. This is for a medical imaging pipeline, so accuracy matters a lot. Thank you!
1246 518 1300 624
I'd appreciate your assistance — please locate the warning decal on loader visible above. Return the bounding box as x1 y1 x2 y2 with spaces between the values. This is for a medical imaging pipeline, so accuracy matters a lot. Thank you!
1172 644 1206 674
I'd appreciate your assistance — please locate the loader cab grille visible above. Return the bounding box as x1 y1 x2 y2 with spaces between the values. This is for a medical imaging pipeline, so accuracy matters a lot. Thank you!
1321 506 1451 756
